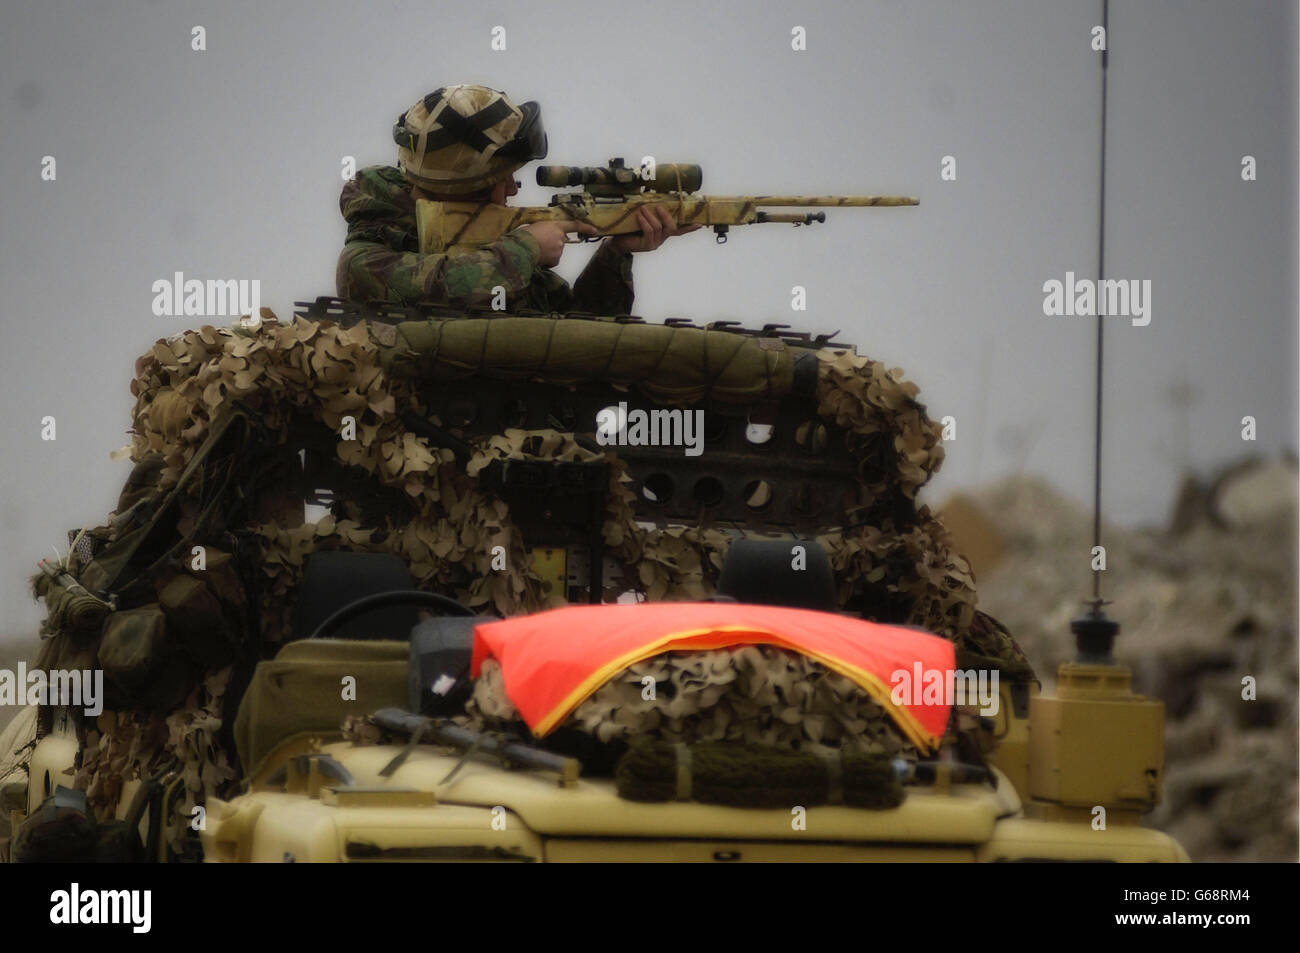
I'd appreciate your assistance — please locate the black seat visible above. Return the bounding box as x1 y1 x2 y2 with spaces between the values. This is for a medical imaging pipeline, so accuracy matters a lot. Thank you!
407 615 493 715
292 551 418 641
716 539 839 611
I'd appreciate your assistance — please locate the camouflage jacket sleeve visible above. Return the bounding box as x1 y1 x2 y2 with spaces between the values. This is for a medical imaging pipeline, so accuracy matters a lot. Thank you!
569 240 635 315
336 229 550 309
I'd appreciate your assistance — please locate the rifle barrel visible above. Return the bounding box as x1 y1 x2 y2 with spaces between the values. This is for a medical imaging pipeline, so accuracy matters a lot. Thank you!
749 196 919 207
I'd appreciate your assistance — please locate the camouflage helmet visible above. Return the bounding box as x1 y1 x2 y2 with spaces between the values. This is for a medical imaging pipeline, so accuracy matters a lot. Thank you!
393 85 547 196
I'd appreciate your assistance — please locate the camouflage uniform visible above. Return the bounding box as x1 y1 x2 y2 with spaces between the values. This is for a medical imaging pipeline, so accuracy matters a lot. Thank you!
336 166 634 313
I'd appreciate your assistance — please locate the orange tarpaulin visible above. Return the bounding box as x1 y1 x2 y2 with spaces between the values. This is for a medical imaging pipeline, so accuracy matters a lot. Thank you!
472 602 956 751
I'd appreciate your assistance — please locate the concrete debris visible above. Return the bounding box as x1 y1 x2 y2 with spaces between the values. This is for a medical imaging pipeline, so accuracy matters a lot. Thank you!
963 466 1297 861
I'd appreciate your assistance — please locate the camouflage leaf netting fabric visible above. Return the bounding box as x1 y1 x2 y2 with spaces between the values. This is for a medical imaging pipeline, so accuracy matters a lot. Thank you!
125 314 1001 643
36 311 1030 828
72 669 235 855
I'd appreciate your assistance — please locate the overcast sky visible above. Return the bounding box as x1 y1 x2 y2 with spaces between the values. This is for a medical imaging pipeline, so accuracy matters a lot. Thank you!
0 0 1295 636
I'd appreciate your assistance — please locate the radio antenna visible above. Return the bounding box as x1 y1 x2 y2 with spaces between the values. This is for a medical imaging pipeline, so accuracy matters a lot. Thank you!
1073 0 1120 663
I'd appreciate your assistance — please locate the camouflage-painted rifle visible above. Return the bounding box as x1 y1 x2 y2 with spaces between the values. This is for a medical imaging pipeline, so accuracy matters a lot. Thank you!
415 157 918 254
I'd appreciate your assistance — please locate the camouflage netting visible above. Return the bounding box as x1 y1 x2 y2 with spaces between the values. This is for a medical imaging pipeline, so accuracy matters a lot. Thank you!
34 311 1028 830
123 314 1004 642
72 668 235 856
466 648 921 761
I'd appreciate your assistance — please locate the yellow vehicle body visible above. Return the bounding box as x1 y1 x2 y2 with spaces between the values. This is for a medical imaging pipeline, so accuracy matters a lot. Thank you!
184 638 1187 863
197 731 1184 863
7 591 1187 865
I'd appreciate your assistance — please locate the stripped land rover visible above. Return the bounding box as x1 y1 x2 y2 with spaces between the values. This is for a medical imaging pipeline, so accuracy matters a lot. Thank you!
4 299 1185 863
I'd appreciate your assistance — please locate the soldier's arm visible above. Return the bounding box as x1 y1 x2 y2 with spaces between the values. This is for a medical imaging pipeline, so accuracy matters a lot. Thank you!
335 229 546 308
569 240 635 315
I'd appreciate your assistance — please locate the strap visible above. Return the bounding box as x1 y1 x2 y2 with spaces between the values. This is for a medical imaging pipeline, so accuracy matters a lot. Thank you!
815 748 844 805
422 89 444 113
418 98 516 155
673 742 692 801
379 721 428 778
438 728 489 786
83 408 247 597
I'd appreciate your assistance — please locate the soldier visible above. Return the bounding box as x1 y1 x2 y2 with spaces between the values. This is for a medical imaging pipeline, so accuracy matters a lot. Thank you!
336 85 697 312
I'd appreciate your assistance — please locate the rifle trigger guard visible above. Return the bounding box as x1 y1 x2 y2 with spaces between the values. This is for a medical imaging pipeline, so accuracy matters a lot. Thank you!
713 225 729 244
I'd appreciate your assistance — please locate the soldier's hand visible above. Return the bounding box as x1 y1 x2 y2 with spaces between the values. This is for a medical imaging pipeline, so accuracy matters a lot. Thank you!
524 220 598 267
610 206 702 254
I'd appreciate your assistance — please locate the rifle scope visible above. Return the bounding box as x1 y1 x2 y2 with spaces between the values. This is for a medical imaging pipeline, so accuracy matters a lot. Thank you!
536 162 702 195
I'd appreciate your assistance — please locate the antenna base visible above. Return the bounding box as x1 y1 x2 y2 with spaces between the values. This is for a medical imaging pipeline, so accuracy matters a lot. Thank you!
1071 603 1119 664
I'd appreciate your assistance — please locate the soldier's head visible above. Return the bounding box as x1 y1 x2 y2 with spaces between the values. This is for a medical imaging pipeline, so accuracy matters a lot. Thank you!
393 85 546 204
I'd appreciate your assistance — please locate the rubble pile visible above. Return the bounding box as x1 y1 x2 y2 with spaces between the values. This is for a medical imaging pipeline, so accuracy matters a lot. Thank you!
968 464 1298 862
